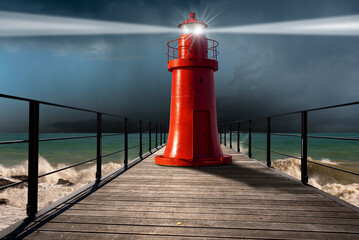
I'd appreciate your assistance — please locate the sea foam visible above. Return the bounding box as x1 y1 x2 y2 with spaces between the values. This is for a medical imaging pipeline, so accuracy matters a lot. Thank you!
0 156 121 230
272 157 359 207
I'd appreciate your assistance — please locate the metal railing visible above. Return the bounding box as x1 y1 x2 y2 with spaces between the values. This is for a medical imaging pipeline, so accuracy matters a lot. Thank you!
219 100 359 185
167 37 219 62
0 93 168 218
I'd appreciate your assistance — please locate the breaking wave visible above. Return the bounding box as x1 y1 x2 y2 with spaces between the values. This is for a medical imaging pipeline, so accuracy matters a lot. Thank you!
0 156 121 209
272 157 359 207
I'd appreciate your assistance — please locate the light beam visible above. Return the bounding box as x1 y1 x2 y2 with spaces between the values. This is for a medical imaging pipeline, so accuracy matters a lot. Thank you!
208 15 359 36
0 11 177 37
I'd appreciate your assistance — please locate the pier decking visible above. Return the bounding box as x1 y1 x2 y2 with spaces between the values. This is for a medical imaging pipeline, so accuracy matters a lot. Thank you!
5 146 359 239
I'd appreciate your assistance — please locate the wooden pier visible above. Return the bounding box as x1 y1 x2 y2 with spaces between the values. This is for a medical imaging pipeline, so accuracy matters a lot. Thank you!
4 146 359 239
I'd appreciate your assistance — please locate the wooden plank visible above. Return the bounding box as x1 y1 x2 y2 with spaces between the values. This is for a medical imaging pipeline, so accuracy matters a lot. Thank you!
76 198 342 206
63 203 350 212
28 222 359 240
58 207 358 218
35 215 359 233
39 213 359 226
25 231 223 240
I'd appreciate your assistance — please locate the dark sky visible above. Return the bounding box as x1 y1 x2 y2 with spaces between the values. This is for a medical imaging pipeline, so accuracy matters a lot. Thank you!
0 0 358 132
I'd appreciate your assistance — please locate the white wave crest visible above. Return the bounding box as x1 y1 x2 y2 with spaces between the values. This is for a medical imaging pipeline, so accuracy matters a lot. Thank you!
272 157 359 207
0 156 121 213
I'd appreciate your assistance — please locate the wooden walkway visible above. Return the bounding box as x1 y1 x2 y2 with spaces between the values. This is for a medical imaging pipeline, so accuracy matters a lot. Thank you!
6 146 359 239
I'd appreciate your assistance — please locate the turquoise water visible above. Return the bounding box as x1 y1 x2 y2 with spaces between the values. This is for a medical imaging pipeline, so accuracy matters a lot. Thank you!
225 132 359 164
0 133 165 167
1 132 358 166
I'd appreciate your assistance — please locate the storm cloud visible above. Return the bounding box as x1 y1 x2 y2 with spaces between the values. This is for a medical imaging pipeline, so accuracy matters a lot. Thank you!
0 0 358 133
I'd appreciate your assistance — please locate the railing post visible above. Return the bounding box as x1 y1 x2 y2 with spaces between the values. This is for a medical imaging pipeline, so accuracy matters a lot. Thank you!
248 120 252 158
96 113 102 181
149 122 151 152
220 126 222 144
237 122 240 152
301 111 308 184
160 124 163 145
266 117 271 167
164 124 167 143
27 101 39 218
124 118 128 168
230 122 232 149
139 120 142 158
224 124 227 146
155 122 158 147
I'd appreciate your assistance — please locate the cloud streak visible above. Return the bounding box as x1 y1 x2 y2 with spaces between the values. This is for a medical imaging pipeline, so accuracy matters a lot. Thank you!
210 15 359 36
0 11 177 37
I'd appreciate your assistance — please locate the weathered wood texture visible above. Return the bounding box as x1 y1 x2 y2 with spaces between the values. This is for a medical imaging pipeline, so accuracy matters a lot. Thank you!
15 146 359 239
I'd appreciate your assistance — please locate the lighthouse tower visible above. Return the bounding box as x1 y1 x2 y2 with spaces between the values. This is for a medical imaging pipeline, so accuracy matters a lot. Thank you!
155 13 232 166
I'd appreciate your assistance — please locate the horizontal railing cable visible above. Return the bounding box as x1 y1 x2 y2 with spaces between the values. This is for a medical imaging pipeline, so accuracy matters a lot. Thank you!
307 160 359 176
102 133 124 137
102 149 125 158
251 145 266 151
307 135 359 141
128 144 141 150
0 93 166 123
38 157 97 179
271 133 301 138
39 135 97 142
223 100 359 123
0 179 28 191
269 150 301 160
0 139 29 145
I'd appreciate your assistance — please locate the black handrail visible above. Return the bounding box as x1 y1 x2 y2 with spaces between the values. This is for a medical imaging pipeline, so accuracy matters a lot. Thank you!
102 133 124 137
38 157 98 179
271 133 301 138
0 93 125 119
0 93 168 218
220 100 359 185
0 133 127 145
251 144 266 151
307 135 359 141
271 149 301 160
102 149 125 158
0 135 98 145
167 37 219 62
0 179 28 191
308 159 359 176
0 139 29 145
40 135 97 142
222 100 359 124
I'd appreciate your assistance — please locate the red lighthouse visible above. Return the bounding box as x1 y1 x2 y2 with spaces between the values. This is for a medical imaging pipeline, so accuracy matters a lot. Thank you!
155 13 232 166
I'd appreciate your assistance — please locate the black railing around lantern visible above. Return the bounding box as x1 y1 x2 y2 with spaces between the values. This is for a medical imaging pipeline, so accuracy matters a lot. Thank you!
219 100 359 185
0 93 168 218
167 37 219 62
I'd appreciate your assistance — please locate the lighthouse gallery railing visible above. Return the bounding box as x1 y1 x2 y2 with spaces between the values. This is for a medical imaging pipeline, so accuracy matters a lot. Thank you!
0 93 168 218
220 100 359 185
167 37 219 62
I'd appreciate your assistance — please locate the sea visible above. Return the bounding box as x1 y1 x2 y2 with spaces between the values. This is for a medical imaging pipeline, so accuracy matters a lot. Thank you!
0 132 358 230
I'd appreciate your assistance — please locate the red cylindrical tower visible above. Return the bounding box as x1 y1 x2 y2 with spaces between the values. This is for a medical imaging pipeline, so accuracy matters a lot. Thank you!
155 13 232 166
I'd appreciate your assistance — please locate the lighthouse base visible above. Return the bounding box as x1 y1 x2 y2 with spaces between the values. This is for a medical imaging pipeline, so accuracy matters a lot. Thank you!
155 155 232 167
